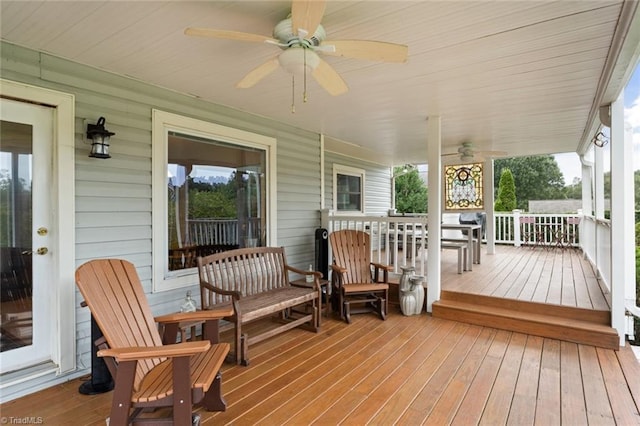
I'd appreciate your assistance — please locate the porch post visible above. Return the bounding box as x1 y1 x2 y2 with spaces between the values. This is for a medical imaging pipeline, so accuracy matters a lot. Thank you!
580 156 593 258
484 159 495 254
513 209 522 247
593 132 605 281
609 93 631 345
594 142 605 220
426 116 441 312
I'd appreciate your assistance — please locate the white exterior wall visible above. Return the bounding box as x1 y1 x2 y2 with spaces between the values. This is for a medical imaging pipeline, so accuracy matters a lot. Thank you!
0 42 325 388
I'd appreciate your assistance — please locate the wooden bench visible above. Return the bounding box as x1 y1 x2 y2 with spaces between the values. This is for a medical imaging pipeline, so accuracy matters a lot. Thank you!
198 246 321 365
441 241 468 274
441 236 480 268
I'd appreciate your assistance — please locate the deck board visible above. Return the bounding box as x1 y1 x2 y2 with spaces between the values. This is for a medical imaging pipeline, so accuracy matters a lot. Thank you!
424 327 497 426
560 341 588 425
397 325 483 424
480 332 527 425
535 339 562 425
507 335 544 426
580 344 616 424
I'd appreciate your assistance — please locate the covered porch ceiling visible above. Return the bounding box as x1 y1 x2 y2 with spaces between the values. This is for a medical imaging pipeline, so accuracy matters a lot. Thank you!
2 1 639 166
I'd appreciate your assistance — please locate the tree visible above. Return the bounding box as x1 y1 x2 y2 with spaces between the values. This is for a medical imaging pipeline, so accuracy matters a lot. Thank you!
494 155 565 210
394 165 428 213
494 168 517 211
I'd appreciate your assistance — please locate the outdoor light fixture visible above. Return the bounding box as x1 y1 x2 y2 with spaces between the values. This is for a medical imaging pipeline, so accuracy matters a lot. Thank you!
86 116 114 159
592 131 609 148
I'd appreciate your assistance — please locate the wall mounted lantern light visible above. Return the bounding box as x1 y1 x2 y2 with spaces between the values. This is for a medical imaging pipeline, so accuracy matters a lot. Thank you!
592 131 609 148
86 116 115 159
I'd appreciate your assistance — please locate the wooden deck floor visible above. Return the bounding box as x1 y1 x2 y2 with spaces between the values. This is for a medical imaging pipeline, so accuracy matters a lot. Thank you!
2 311 639 425
432 244 610 311
1 245 632 424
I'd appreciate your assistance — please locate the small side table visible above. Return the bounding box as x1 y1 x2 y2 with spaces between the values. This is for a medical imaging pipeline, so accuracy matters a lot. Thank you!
291 278 330 325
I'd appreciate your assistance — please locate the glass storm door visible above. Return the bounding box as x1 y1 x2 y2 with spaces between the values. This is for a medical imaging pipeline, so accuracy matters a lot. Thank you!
0 98 54 373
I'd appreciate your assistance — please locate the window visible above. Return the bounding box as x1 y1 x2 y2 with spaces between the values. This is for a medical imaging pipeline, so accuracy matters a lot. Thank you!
333 165 365 214
152 110 277 292
444 162 484 211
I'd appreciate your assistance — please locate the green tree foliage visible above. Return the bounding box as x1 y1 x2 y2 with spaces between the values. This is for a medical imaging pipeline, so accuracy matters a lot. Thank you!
0 171 31 247
494 168 517 211
187 175 237 218
636 246 640 343
563 170 640 210
394 165 428 213
494 155 565 210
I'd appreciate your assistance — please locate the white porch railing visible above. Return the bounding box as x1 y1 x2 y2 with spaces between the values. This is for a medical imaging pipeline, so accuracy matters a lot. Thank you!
581 215 611 292
494 212 581 247
186 218 262 246
325 214 429 275
323 211 586 277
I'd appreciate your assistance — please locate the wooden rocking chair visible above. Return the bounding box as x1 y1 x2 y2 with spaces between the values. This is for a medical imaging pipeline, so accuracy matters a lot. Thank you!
75 259 232 426
329 230 391 324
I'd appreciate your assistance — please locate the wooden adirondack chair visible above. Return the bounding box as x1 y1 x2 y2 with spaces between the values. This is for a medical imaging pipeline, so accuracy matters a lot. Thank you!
75 259 232 426
329 230 391 324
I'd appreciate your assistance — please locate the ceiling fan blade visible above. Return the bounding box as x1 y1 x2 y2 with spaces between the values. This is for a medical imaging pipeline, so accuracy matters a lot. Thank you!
320 40 408 63
478 150 508 158
312 58 348 96
236 57 280 89
291 0 326 37
185 28 278 44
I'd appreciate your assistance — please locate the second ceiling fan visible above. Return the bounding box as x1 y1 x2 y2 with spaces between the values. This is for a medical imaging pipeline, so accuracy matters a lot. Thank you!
185 0 408 97
442 142 508 164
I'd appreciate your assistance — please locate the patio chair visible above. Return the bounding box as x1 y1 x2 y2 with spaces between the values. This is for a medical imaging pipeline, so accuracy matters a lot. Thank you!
519 216 539 248
329 230 391 324
75 259 232 426
564 216 581 248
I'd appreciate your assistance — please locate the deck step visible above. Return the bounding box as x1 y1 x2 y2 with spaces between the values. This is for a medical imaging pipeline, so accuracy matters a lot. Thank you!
432 291 619 350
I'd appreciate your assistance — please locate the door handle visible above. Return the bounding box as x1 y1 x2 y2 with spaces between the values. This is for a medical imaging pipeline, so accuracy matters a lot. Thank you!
21 247 48 255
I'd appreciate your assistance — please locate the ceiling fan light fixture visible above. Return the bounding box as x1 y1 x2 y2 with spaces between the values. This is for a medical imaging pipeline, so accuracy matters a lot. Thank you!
460 154 474 162
279 47 320 74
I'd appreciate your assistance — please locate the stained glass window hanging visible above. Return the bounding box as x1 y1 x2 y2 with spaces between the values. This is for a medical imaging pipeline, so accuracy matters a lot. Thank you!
444 163 484 211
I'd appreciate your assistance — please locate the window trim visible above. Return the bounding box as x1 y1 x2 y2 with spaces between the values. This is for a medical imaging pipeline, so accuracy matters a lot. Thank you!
152 110 277 292
332 164 365 215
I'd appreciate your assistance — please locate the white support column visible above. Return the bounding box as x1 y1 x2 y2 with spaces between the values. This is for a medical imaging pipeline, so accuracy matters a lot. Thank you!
580 156 593 217
426 116 441 312
580 156 594 261
484 159 495 254
594 143 605 220
513 209 522 247
610 93 631 346
320 133 325 210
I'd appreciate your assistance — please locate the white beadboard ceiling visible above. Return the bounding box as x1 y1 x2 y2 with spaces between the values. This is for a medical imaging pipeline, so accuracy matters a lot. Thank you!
2 1 639 166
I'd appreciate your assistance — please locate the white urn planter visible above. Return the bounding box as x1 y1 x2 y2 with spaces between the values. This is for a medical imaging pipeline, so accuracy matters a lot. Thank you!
399 266 425 316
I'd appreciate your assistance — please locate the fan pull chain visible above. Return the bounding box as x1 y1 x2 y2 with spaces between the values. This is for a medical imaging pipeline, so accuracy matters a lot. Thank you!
291 74 296 114
303 48 308 103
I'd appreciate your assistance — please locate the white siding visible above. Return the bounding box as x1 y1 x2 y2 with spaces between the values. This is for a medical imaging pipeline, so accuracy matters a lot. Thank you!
1 42 324 379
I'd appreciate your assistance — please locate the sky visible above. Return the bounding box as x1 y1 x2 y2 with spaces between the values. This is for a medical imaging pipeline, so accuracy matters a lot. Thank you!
555 61 640 184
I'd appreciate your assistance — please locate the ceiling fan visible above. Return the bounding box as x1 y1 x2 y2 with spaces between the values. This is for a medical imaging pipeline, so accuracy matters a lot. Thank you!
442 142 507 163
184 0 408 97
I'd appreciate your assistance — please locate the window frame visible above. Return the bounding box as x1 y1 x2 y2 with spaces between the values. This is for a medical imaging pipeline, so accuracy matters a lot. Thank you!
333 164 365 215
152 110 277 292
